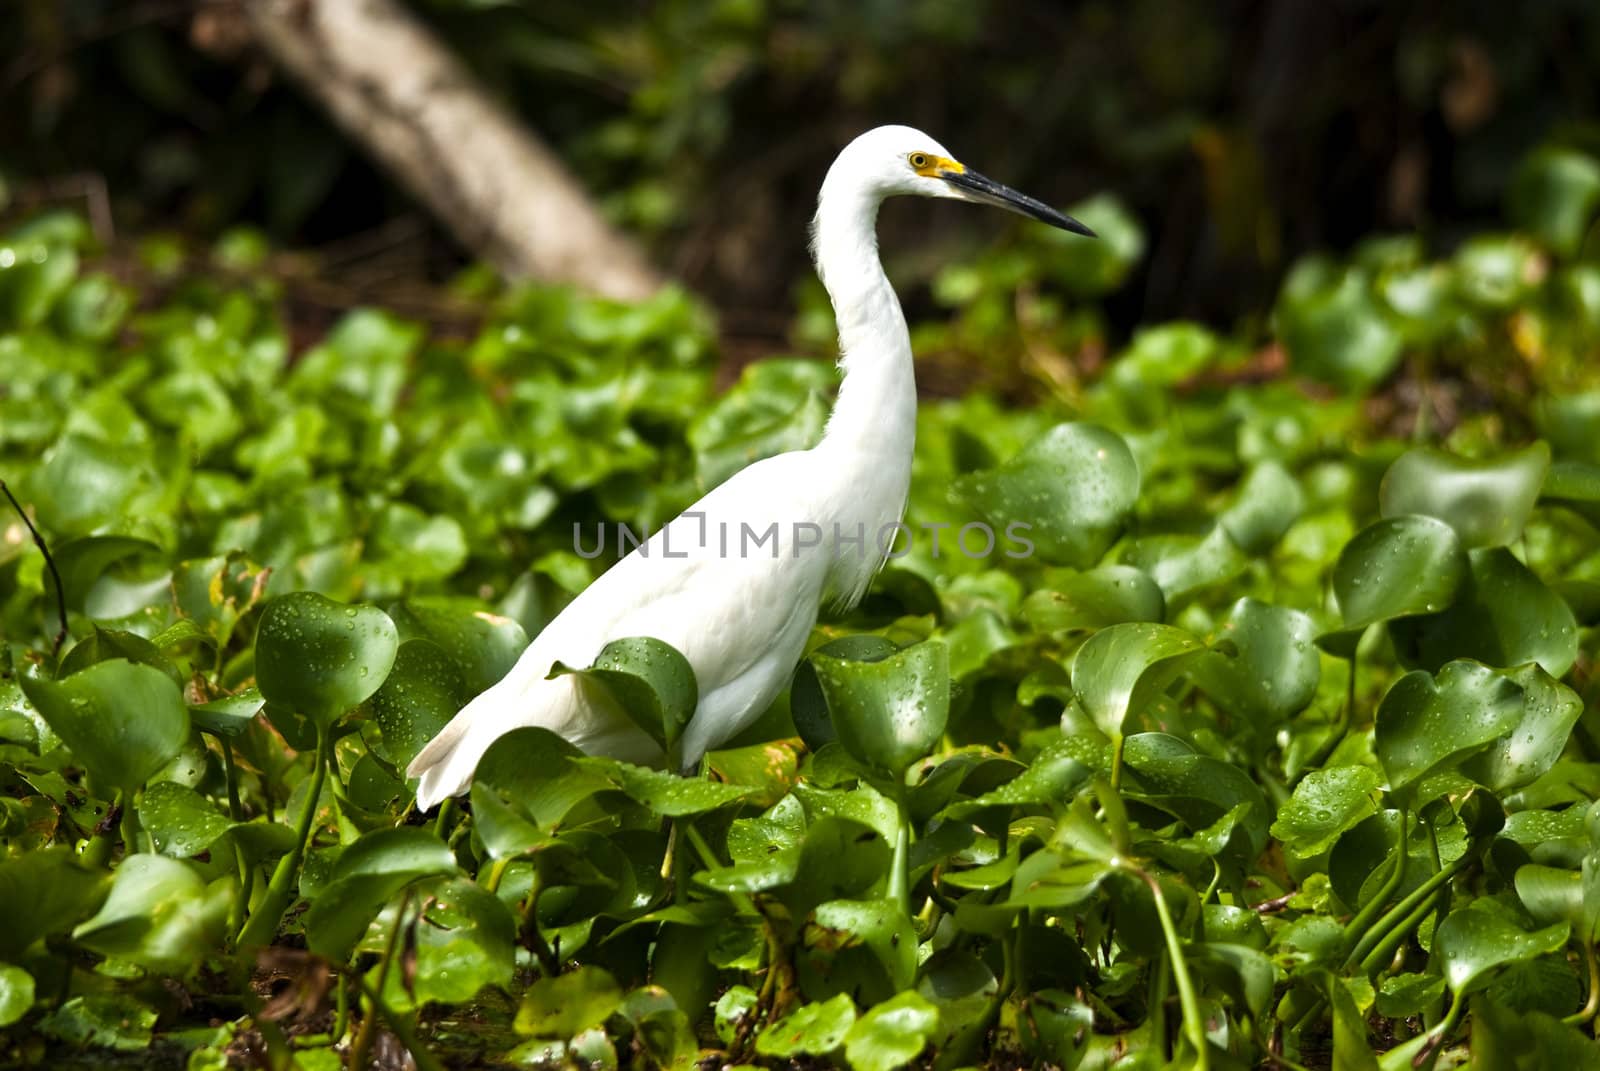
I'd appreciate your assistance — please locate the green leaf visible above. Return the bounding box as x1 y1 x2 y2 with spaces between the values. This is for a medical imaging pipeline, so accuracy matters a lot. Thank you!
1191 598 1320 723
22 432 146 536
791 635 898 752
188 688 265 737
1279 269 1403 390
809 640 950 774
1379 443 1550 549
1459 665 1584 793
0 849 108 960
843 990 940 1071
552 636 697 754
139 781 237 858
1219 461 1305 554
1121 733 1271 857
370 502 468 581
756 993 857 1058
1515 864 1600 945
253 592 399 726
1321 515 1468 655
471 728 610 860
1374 661 1525 796
940 737 1092 817
72 854 231 974
953 423 1139 568
46 535 161 614
20 659 190 794
1434 906 1570 995
0 964 35 1028
301 827 458 960
577 757 753 816
1271 765 1384 858
1390 548 1579 676
38 994 156 1054
515 966 624 1039
1510 148 1600 258
1070 623 1206 742
368 639 465 773
380 876 517 1009
388 598 528 697
1471 996 1600 1071
1020 566 1165 633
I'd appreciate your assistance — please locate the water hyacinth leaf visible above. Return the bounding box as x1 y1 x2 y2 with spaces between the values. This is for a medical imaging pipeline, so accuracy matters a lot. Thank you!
37 994 157 1054
1191 598 1320 723
791 635 898 751
368 639 465 772
254 592 398 727
726 794 807 863
1471 996 1600 1071
1514 865 1600 944
45 535 161 613
1390 548 1579 677
1070 623 1206 742
139 781 237 858
1126 524 1249 606
1378 443 1550 549
370 502 468 582
1121 733 1271 857
714 985 759 1046
301 827 458 960
472 728 611 858
786 816 894 918
0 849 109 960
756 993 857 1058
952 422 1139 568
22 432 145 536
1434 907 1570 996
380 877 517 1008
58 628 180 684
1510 147 1600 257
809 640 950 774
1459 665 1583 793
0 964 34 1028
20 659 189 794
842 990 940 1071
387 598 530 696
1455 235 1542 309
1540 460 1600 529
1192 943 1277 1022
187 688 265 737
1375 661 1524 796
940 737 1092 818
1321 515 1468 655
1270 765 1384 859
1219 461 1305 554
1278 269 1403 390
1020 566 1165 634
800 899 918 1005
572 756 750 816
71 854 231 975
552 636 697 753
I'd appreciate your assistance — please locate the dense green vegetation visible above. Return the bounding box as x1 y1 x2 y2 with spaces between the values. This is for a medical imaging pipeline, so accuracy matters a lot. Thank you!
3 142 1600 1071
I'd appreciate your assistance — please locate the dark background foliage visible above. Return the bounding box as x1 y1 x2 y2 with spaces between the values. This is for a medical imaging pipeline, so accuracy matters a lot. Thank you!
6 0 1599 343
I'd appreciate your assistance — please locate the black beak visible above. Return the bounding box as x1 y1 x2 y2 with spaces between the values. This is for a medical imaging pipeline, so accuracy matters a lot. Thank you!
941 169 1096 237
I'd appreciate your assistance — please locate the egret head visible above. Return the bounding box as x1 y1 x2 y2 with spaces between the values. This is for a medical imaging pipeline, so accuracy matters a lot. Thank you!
828 124 1096 237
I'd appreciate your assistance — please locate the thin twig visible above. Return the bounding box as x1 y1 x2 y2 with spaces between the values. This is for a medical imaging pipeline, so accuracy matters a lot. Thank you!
1 478 68 656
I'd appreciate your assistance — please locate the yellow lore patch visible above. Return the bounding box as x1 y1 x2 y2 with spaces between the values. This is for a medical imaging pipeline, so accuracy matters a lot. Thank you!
910 152 964 177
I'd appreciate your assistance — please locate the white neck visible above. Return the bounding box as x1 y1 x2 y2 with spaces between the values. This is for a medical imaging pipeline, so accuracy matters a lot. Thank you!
809 169 918 607
812 181 918 455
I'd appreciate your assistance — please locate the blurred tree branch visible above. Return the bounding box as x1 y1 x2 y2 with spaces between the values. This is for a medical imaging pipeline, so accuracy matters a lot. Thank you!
237 0 664 300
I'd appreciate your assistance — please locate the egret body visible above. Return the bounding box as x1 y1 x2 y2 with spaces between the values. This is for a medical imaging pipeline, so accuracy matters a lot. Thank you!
409 125 1092 810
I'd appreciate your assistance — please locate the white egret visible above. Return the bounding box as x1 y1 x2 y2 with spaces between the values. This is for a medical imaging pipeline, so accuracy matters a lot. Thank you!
408 125 1093 810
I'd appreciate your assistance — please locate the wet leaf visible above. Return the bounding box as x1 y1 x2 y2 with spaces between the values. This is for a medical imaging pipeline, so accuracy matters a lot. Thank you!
254 592 398 726
1434 906 1569 995
20 659 189 793
1459 665 1584 793
1191 598 1320 723
1070 623 1206 742
301 827 458 959
953 423 1139 568
1021 566 1165 633
72 854 231 974
1321 515 1468 655
843 990 940 1071
552 636 697 754
368 639 465 772
1375 661 1525 796
0 963 34 1028
809 640 950 774
1271 765 1384 858
756 993 856 1058
1379 443 1550 549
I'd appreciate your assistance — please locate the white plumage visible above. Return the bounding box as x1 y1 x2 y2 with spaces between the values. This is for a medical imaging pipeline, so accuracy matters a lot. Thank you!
408 125 1092 810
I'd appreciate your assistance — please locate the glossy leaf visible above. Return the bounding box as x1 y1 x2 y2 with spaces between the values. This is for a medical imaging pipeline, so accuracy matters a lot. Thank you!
71 854 231 974
253 592 398 726
1191 598 1320 723
756 993 856 1058
1070 623 1206 742
0 849 108 960
1271 765 1384 858
514 965 623 1039
843 990 940 1071
809 640 950 774
368 639 465 772
20 659 189 794
552 636 697 753
1322 515 1468 654
301 827 458 959
0 964 34 1028
1434 907 1570 995
1459 665 1583 793
953 423 1139 568
1020 566 1165 633
1379 443 1550 549
1374 661 1524 796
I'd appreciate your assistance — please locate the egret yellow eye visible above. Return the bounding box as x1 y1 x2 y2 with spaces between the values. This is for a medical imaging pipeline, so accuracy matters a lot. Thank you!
908 153 930 170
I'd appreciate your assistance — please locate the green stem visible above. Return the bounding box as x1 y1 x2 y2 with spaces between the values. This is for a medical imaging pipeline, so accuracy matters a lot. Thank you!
1347 846 1470 971
351 889 411 1071
432 797 456 839
348 973 446 1071
521 871 560 976
1110 735 1126 791
1358 888 1441 976
1413 990 1467 1071
1137 867 1209 1070
237 720 331 948
117 790 136 856
1564 942 1600 1027
1340 808 1408 958
220 738 244 821
887 792 912 914
483 857 509 895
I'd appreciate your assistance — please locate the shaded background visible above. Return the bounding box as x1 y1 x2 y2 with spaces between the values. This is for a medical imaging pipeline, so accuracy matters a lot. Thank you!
4 0 1599 350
